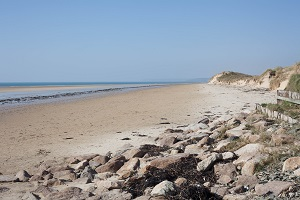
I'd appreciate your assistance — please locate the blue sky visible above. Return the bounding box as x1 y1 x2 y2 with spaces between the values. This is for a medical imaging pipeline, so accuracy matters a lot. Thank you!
1 1 300 82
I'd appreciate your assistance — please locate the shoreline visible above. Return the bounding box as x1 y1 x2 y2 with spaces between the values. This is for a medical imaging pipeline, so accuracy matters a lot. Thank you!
0 84 168 106
0 83 275 175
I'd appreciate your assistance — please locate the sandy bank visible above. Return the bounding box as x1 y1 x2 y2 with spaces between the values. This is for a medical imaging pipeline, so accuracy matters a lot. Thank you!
0 84 275 174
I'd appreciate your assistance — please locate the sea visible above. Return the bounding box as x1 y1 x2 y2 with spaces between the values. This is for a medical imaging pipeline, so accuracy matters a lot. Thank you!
0 80 209 106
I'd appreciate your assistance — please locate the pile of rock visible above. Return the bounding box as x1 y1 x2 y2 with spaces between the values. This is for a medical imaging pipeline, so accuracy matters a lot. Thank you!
1 110 300 199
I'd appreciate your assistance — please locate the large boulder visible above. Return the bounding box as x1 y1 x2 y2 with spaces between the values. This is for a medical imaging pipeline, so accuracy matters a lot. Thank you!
236 175 258 189
95 155 126 173
16 170 31 182
234 143 264 157
117 158 140 178
282 157 300 172
197 153 222 172
255 181 294 196
149 154 190 169
151 181 176 197
214 163 237 184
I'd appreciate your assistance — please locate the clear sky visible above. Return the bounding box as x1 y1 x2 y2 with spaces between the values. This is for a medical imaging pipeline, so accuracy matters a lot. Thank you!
1 1 300 82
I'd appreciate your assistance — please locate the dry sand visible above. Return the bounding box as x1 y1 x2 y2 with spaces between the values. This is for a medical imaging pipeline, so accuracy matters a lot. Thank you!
0 84 275 174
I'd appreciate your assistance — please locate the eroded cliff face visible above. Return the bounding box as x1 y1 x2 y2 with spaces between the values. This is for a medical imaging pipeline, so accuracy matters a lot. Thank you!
209 64 300 91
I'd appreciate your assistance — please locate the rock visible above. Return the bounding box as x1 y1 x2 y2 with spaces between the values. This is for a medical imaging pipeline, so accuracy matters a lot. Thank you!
89 155 110 167
95 155 126 173
198 118 209 124
151 180 176 197
122 148 146 160
0 174 18 182
184 144 206 154
95 179 124 190
255 181 294 196
75 153 99 161
197 136 211 147
21 192 39 200
149 154 190 169
53 170 76 181
234 143 264 157
43 178 64 187
247 134 260 143
174 177 187 187
197 153 222 171
74 160 89 170
222 152 236 160
16 170 31 182
223 194 247 200
236 175 258 189
34 185 57 197
252 120 267 131
214 139 231 151
80 166 95 180
282 157 300 172
271 134 294 146
214 163 237 184
209 130 221 139
293 168 300 176
210 186 228 197
227 118 241 126
29 175 43 182
95 172 114 180
158 136 178 147
241 160 256 176
117 158 140 178
134 196 151 200
188 133 209 142
97 189 132 200
45 187 92 200
233 152 266 166
226 130 252 138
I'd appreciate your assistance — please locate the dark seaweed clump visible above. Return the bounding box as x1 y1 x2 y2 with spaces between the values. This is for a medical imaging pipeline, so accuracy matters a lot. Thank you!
124 157 221 200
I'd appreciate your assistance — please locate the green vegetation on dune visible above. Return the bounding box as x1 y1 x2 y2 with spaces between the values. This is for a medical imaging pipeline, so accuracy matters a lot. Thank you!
216 72 253 83
285 74 300 93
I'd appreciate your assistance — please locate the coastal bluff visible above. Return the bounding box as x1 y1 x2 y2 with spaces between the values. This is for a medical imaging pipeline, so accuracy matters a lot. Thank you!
209 63 300 91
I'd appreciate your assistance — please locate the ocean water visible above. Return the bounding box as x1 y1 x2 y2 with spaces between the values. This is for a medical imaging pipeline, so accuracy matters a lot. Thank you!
0 80 208 105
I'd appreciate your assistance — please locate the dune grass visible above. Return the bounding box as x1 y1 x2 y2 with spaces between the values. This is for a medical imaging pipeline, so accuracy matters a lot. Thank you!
285 74 300 93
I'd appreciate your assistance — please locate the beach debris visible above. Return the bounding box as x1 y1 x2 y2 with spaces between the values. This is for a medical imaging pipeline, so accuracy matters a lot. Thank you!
121 137 131 140
4 108 300 199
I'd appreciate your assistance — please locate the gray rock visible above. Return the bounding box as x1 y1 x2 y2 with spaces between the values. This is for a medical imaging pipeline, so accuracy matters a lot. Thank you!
255 181 294 196
151 180 176 196
74 160 89 170
197 153 222 171
234 143 264 157
223 194 247 200
16 170 31 182
210 186 228 197
45 186 91 200
236 175 258 189
214 163 237 184
0 174 18 182
98 189 132 200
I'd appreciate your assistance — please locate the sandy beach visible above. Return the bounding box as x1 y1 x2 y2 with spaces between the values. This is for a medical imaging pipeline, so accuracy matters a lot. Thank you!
0 84 275 175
